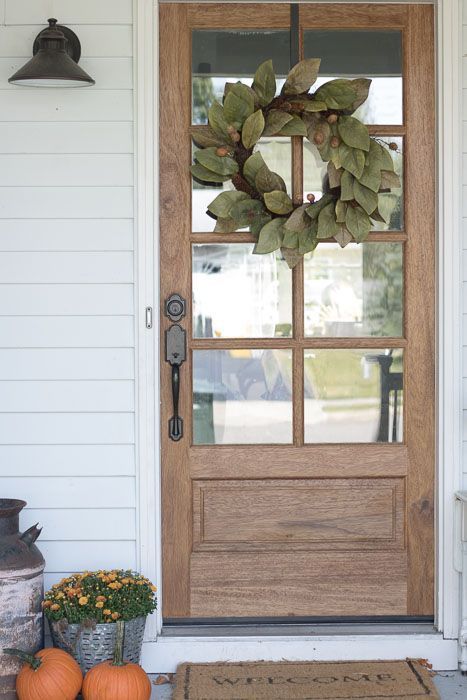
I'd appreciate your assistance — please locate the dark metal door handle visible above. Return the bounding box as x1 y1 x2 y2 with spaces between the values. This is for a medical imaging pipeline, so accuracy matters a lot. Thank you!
170 364 183 441
165 320 186 441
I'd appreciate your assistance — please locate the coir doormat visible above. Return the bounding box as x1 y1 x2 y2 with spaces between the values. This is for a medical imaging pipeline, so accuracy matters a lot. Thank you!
173 660 439 700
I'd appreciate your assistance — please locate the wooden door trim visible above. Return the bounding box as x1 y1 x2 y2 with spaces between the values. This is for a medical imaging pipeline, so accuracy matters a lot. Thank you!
160 2 435 619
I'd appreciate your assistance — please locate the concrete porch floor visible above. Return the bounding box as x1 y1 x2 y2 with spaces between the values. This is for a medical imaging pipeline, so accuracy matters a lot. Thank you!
149 671 467 699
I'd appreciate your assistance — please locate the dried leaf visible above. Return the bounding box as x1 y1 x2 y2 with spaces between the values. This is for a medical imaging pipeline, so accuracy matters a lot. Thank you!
194 147 238 176
353 179 378 215
263 110 294 136
337 116 370 152
317 202 339 239
190 163 230 184
339 142 365 179
282 58 321 95
346 204 371 241
264 190 294 215
255 165 286 194
208 191 249 218
252 59 276 106
254 218 285 253
242 109 265 149
277 115 307 136
243 152 266 187
208 101 229 138
315 79 357 110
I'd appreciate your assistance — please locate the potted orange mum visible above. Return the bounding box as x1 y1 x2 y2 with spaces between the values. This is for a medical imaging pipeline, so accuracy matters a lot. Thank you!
43 569 157 673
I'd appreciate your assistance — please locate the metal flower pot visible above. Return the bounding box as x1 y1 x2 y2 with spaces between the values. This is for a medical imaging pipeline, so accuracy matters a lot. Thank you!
50 615 146 674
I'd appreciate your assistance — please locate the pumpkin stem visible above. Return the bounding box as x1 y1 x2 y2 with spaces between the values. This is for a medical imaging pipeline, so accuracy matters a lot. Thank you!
3 649 42 671
112 620 126 667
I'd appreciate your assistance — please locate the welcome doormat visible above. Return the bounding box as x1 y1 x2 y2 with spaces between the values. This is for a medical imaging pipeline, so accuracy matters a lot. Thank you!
173 660 439 700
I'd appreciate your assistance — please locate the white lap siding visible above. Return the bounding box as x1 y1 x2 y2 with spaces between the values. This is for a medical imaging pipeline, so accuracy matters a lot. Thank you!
0 0 137 587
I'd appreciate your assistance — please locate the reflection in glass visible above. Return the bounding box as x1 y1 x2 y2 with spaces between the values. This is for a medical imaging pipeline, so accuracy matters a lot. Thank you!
303 137 403 232
193 245 292 338
192 138 291 231
304 243 403 337
304 349 403 443
304 30 403 124
193 349 293 444
192 30 290 124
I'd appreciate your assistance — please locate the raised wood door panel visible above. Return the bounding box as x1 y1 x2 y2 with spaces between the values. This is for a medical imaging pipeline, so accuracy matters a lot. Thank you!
160 3 434 619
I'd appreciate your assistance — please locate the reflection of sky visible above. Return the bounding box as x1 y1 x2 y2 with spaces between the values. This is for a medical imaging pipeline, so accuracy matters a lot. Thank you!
193 76 402 124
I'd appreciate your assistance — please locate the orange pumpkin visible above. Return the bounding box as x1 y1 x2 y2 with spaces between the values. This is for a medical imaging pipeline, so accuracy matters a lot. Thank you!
4 647 82 700
82 620 151 700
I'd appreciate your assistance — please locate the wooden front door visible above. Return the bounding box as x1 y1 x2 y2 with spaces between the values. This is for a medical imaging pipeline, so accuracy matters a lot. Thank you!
160 3 435 621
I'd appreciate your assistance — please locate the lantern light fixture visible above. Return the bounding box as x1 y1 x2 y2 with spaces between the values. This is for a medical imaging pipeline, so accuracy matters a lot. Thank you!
8 18 95 88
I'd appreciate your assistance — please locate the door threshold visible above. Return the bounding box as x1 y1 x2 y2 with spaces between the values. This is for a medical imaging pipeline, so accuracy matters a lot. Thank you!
161 621 437 638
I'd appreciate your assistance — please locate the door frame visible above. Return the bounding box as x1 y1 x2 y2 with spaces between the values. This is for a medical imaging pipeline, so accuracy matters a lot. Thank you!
134 0 462 668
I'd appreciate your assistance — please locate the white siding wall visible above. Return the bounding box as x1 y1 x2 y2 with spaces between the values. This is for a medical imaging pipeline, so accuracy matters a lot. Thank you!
0 0 137 590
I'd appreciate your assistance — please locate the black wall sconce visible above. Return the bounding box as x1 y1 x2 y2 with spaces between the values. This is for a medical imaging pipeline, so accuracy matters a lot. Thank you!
9 18 95 87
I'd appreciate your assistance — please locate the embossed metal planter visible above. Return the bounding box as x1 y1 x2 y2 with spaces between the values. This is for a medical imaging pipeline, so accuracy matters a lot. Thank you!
50 615 146 674
0 499 44 700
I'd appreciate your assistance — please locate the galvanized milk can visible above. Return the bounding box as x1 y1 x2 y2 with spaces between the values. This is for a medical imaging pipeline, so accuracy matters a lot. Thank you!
0 499 44 699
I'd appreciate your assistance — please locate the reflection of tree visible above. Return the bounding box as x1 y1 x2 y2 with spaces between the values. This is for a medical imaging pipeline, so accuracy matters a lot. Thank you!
193 77 216 124
362 243 402 336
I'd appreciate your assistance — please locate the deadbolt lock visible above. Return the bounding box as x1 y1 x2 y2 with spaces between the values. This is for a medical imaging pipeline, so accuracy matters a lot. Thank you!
165 293 186 322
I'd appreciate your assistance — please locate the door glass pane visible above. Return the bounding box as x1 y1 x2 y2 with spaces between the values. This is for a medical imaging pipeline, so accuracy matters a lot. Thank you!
304 349 403 443
192 30 290 124
304 243 403 337
192 137 291 231
193 244 292 338
303 137 403 232
193 349 293 444
304 30 403 124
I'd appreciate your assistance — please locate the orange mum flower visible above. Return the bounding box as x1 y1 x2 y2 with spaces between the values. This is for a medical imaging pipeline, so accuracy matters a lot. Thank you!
78 596 89 606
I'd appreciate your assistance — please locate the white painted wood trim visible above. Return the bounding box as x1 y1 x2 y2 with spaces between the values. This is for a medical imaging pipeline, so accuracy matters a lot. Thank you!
437 0 463 640
135 0 464 663
134 0 161 640
141 634 459 672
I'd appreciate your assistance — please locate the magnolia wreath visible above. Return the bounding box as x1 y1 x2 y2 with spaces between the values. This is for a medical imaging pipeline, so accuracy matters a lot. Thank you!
191 58 400 269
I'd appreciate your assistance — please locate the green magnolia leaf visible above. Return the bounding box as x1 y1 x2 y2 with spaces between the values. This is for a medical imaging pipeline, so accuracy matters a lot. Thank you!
380 170 401 189
255 165 286 194
315 79 357 110
263 110 294 136
191 126 229 149
348 78 372 113
317 202 339 239
252 59 276 106
353 179 378 215
370 207 388 224
254 218 285 253
282 229 299 249
264 190 293 215
242 109 265 149
224 82 258 106
230 198 265 227
224 86 254 128
305 193 334 220
214 217 238 233
208 101 230 138
190 163 230 184
378 142 395 171
345 205 371 242
307 119 332 161
337 116 370 152
250 212 272 237
207 191 249 218
284 204 310 233
243 152 266 187
277 115 307 136
339 142 365 179
302 100 328 112
359 162 382 193
282 58 321 95
340 170 355 201
335 199 347 224
194 147 239 176
299 225 319 254
327 161 342 189
281 247 303 269
334 224 353 248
